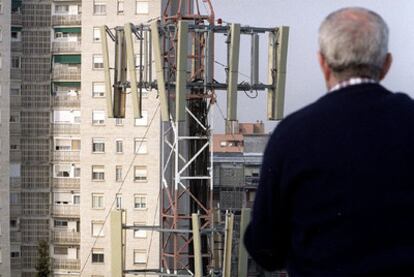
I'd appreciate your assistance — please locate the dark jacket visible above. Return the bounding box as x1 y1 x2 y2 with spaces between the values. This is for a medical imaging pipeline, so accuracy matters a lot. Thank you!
244 83 414 276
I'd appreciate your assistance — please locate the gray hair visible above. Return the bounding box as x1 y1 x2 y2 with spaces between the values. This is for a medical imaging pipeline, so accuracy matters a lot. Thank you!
318 7 389 81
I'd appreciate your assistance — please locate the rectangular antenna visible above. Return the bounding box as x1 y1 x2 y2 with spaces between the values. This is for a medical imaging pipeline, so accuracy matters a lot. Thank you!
124 23 142 119
100 26 114 118
114 29 127 118
251 34 259 86
176 20 189 122
151 21 169 122
227 23 241 121
267 26 289 120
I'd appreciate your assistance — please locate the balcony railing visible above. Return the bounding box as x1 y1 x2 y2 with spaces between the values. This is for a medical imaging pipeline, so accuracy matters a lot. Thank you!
52 204 80 217
10 151 21 162
10 231 21 243
10 123 21 136
52 14 81 26
245 176 260 186
11 68 21 80
53 66 81 81
52 41 81 53
53 95 80 107
11 12 22 25
52 178 80 190
10 177 21 190
11 41 22 52
53 151 80 162
11 257 22 269
10 204 22 216
53 231 80 244
52 123 80 135
53 258 80 271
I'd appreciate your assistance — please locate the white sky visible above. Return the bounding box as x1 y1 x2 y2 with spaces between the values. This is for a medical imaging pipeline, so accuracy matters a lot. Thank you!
209 0 414 132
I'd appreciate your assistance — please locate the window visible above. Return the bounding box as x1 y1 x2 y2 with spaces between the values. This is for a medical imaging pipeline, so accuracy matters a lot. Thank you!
115 139 123 153
92 82 105 97
115 166 122 182
54 164 80 178
0 248 2 263
134 166 147 181
136 1 149 14
134 138 147 154
11 31 21 41
117 0 124 14
134 194 147 209
10 193 20 205
0 54 2 69
54 246 68 255
92 194 104 209
93 0 106 15
55 138 80 151
92 221 104 237
11 251 20 258
11 56 20 69
133 250 146 264
92 110 105 125
93 55 104 69
55 4 69 14
53 110 81 124
91 248 104 263
92 137 105 153
92 165 105 181
10 88 20 96
0 27 2 41
93 27 101 42
73 195 80 204
54 220 68 228
116 194 122 209
115 118 124 126
134 222 147 238
134 111 148 126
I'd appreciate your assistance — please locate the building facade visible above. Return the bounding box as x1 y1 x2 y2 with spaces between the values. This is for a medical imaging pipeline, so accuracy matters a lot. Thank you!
2 0 162 276
0 0 11 275
213 122 270 277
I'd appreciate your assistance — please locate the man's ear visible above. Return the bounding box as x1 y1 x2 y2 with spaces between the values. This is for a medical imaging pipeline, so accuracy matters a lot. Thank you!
379 53 392 81
318 52 331 84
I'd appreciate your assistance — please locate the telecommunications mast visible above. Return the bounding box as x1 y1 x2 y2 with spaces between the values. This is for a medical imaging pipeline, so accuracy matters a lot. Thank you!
101 1 289 275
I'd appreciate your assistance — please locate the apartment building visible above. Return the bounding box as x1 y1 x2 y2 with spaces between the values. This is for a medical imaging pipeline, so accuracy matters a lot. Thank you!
0 0 11 275
212 122 269 277
1 0 162 276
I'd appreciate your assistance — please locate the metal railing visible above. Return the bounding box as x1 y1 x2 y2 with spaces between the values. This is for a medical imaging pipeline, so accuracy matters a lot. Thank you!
11 12 22 25
52 151 80 162
10 177 21 189
52 178 80 190
52 123 80 135
52 14 81 26
52 230 80 244
52 66 81 81
52 258 80 271
10 231 21 242
52 205 80 217
11 41 22 52
11 68 21 80
52 41 81 53
10 123 21 136
11 257 22 269
53 95 80 107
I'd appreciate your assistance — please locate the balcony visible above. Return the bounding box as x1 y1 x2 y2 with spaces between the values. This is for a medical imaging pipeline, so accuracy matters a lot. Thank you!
245 176 260 187
52 41 81 54
52 14 81 26
53 94 80 108
53 151 80 162
53 230 80 244
11 41 22 53
10 123 21 136
10 204 22 217
10 177 21 190
10 231 22 243
53 66 81 81
53 178 80 190
52 123 80 135
11 12 22 25
53 258 80 271
11 68 21 80
10 151 21 162
52 204 80 217
11 257 22 269
10 95 21 109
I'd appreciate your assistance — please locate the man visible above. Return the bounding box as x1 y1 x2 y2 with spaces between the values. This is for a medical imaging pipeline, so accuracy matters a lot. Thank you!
244 7 414 276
